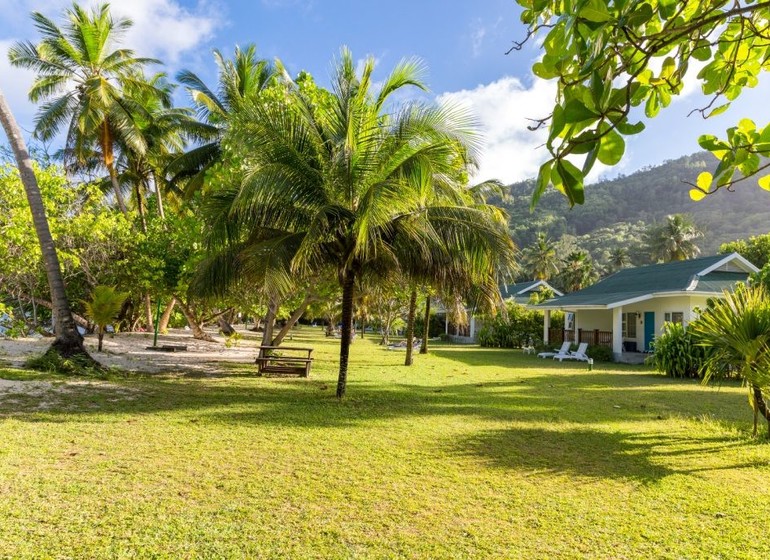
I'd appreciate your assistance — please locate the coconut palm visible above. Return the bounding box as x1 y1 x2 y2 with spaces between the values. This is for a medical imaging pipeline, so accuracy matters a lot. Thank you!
607 247 631 272
521 233 560 280
168 44 277 197
690 285 770 436
0 88 91 361
8 3 167 216
83 286 127 351
646 214 703 262
199 49 515 397
559 250 597 292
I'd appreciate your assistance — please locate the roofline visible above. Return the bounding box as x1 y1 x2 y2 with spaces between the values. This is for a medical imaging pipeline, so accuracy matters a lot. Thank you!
507 279 564 297
698 252 759 275
537 289 734 311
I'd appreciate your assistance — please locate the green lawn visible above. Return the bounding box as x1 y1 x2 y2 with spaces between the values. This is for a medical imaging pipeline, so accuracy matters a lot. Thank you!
1 331 769 559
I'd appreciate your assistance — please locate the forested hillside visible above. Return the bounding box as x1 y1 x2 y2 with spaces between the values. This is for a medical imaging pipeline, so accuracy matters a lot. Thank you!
506 152 770 265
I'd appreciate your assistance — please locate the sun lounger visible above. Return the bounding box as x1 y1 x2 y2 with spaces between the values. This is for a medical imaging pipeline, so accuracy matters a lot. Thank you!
553 342 589 362
537 341 570 358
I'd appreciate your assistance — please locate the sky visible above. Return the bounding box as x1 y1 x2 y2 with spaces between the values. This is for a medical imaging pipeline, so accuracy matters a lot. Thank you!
1 0 770 186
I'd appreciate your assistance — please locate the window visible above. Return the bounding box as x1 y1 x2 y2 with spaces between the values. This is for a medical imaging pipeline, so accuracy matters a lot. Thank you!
622 313 637 338
664 312 684 324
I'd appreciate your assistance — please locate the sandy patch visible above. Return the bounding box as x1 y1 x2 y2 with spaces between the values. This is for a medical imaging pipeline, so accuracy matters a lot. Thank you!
0 327 261 375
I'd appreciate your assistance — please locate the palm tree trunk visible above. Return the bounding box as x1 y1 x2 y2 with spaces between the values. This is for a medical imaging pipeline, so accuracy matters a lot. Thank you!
158 297 176 333
97 329 104 352
420 295 430 354
405 287 418 366
135 182 147 232
106 160 129 216
261 296 279 348
151 170 166 221
336 271 356 398
0 89 92 361
272 294 312 346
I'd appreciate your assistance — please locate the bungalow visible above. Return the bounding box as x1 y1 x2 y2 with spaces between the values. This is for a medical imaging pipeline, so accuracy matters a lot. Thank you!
438 279 562 343
500 280 564 304
535 253 758 361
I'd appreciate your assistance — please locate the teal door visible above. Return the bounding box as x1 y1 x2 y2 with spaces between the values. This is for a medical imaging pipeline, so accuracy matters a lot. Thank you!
644 312 655 351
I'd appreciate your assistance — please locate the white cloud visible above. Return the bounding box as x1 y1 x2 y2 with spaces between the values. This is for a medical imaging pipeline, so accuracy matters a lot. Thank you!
0 0 221 64
470 20 486 57
437 77 556 184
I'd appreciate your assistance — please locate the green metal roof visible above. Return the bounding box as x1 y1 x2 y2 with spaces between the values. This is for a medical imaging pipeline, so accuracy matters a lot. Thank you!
537 254 753 309
500 280 539 296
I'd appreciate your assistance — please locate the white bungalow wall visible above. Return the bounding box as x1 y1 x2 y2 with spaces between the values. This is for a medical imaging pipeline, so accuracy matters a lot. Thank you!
573 294 713 356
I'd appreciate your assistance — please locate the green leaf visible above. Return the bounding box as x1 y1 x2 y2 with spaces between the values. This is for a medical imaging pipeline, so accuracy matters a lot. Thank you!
624 3 653 26
645 91 660 118
563 99 599 124
597 129 625 165
707 103 730 118
696 172 712 190
580 1 611 23
759 175 770 191
531 161 553 210
616 120 645 135
689 189 707 201
556 159 585 206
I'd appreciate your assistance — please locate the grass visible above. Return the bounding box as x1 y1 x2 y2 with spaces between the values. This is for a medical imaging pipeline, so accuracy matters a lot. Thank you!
1 329 770 559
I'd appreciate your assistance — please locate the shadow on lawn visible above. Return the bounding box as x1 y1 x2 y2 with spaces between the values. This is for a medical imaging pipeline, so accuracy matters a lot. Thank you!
1 361 757 481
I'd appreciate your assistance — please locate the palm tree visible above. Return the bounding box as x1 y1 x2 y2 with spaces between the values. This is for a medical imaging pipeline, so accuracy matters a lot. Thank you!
0 88 92 361
83 286 126 351
168 44 277 197
607 247 630 272
690 285 770 436
521 233 560 280
559 250 597 292
646 214 703 262
200 49 515 397
9 3 167 216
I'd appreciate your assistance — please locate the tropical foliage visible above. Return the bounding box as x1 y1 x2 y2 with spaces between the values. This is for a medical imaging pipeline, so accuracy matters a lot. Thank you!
647 322 706 379
514 0 770 205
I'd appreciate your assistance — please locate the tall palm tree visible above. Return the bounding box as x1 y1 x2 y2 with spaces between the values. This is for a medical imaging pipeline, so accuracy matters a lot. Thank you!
200 49 515 397
607 247 630 272
9 3 167 216
0 89 92 361
559 250 597 292
690 286 770 436
521 232 560 280
168 44 277 197
646 214 703 262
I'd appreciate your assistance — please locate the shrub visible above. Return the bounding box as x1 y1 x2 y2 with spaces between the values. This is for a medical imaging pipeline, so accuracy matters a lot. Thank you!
646 322 706 378
477 302 543 348
586 345 613 362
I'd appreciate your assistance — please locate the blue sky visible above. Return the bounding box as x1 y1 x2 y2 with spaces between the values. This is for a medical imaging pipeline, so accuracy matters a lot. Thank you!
1 0 769 186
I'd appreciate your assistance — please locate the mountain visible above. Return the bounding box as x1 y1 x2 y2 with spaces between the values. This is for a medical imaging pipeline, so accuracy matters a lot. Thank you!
505 152 770 267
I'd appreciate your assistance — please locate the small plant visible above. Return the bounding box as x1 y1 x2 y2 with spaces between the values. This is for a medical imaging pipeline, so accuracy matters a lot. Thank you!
82 286 128 352
224 331 242 348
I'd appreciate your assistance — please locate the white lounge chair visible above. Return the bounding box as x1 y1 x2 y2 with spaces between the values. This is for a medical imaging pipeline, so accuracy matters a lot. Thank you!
387 338 421 351
537 341 570 359
554 342 589 362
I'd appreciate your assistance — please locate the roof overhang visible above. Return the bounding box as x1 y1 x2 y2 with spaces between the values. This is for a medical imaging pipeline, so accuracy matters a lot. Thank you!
698 252 759 275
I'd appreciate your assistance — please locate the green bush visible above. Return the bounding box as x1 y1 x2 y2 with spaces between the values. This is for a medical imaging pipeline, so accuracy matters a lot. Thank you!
477 302 544 348
586 345 614 362
646 322 706 378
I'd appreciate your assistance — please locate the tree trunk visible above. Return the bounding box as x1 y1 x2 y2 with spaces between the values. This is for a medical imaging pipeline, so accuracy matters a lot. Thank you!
106 159 129 216
97 329 104 352
151 170 166 221
420 294 430 354
752 385 770 437
218 316 236 336
158 297 176 333
272 294 312 346
135 182 147 232
336 271 356 398
0 89 94 362
261 296 279 348
144 293 154 332
175 296 214 342
405 287 418 366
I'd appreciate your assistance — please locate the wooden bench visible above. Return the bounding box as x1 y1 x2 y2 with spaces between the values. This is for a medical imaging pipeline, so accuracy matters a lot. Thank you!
255 346 313 377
